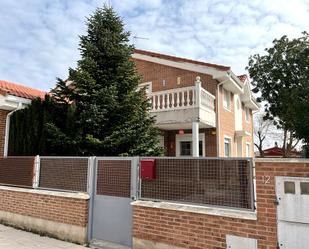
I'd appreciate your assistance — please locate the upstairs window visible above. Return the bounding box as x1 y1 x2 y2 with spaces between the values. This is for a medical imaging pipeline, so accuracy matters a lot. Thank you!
223 89 231 111
224 137 232 157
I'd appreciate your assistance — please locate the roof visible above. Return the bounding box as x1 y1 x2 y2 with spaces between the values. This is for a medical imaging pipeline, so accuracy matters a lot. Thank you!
134 49 231 71
0 80 46 100
237 74 248 82
263 146 301 157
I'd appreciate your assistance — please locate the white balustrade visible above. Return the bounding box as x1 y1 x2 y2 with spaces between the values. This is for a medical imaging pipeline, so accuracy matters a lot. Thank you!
149 84 215 112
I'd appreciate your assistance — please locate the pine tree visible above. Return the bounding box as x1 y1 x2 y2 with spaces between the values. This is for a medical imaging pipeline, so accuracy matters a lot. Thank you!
9 5 163 156
60 5 163 156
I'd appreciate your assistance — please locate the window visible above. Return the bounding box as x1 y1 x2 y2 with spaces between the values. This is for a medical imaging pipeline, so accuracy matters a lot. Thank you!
176 134 205 157
284 181 295 194
180 141 191 156
224 137 232 157
300 182 309 195
246 143 251 157
245 107 250 122
180 141 203 156
223 89 231 110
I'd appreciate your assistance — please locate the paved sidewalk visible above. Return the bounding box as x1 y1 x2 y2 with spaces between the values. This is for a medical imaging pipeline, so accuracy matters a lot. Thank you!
0 224 87 249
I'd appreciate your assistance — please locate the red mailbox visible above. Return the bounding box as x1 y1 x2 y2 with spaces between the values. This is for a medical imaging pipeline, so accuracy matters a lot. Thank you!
140 159 156 180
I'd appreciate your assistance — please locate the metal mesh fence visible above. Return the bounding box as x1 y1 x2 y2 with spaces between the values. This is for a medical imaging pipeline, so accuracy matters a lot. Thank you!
96 159 131 198
39 157 89 192
140 158 254 210
0 156 35 187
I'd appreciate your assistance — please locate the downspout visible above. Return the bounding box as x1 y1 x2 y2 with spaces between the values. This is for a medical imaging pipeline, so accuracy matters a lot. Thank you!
216 80 226 157
3 102 22 157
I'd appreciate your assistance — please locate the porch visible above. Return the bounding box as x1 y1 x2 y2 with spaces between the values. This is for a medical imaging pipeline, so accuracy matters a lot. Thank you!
148 77 216 157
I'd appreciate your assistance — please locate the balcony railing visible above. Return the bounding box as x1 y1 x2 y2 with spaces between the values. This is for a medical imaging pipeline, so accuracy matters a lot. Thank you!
149 81 215 112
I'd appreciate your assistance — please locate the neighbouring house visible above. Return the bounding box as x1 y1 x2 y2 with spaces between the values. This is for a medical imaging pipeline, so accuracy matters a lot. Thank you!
0 80 46 156
133 49 259 157
255 143 302 158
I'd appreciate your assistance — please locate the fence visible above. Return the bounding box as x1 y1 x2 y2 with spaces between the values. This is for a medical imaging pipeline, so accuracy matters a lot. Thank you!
38 157 89 192
0 156 254 210
0 156 35 187
140 157 254 210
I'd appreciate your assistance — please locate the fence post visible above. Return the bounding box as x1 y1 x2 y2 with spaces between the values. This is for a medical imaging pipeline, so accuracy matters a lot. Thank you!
131 157 140 200
87 156 96 242
32 155 40 189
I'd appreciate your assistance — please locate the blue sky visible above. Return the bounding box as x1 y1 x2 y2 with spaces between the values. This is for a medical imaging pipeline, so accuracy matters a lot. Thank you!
0 0 308 91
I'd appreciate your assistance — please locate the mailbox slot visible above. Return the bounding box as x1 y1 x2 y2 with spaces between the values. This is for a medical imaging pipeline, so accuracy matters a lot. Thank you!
140 159 156 180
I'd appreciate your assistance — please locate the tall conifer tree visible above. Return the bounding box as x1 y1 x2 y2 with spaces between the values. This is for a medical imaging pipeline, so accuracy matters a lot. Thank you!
56 5 163 156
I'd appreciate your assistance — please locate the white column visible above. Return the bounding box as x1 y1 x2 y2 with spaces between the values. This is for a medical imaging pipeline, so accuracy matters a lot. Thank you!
192 121 199 157
195 76 201 107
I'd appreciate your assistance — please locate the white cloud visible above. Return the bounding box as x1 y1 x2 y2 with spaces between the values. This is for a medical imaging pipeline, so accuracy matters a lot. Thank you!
0 0 308 90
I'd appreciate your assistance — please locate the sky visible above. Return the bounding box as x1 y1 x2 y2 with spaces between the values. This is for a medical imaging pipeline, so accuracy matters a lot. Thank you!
0 0 308 91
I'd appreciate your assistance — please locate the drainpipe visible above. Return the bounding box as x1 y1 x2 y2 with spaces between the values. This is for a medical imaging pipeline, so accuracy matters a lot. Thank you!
3 102 22 157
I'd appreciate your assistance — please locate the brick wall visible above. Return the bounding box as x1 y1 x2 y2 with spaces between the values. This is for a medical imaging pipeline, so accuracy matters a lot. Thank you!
0 110 8 156
217 85 235 157
0 188 88 227
134 59 219 96
217 86 254 157
133 160 309 249
0 186 89 244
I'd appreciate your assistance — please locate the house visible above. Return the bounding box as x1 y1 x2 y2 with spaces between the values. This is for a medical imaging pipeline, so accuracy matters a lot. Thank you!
256 143 302 158
133 49 259 157
0 50 258 158
0 80 46 156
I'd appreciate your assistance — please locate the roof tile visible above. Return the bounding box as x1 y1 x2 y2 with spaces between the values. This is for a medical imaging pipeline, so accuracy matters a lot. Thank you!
0 80 46 100
134 49 230 71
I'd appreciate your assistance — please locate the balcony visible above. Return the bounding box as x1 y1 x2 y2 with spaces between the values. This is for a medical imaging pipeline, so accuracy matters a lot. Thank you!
148 78 216 130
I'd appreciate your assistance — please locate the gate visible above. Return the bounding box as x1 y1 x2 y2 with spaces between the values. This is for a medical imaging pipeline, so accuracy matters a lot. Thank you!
276 176 309 248
90 157 138 247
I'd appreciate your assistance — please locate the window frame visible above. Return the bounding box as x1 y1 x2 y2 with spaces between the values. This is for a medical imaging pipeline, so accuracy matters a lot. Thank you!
224 136 232 157
176 133 205 157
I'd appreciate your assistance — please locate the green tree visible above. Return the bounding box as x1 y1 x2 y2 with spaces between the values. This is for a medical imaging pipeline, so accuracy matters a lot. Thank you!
54 5 162 156
9 94 77 156
247 32 309 156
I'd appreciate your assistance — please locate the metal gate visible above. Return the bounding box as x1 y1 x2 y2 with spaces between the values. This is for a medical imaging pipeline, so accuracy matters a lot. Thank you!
276 176 309 249
90 157 138 247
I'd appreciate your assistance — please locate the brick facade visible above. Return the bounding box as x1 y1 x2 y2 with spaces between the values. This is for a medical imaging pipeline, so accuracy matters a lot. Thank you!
134 59 218 96
0 110 8 156
133 160 309 249
134 57 254 157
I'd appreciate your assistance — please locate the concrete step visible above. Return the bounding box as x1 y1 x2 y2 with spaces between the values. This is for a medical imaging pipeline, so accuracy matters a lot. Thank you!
90 239 131 249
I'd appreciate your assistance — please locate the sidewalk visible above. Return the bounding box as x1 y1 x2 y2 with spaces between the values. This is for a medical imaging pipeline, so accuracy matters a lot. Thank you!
0 224 86 249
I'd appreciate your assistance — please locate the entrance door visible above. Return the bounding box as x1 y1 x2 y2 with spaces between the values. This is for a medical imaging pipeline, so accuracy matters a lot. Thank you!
91 157 138 247
276 176 309 248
